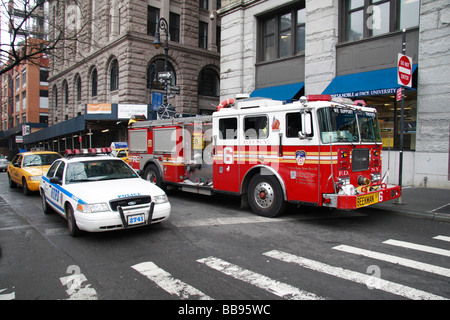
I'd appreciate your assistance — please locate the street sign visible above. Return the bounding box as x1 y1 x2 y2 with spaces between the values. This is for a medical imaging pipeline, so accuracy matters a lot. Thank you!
167 84 180 94
158 71 172 81
396 87 402 102
397 54 413 88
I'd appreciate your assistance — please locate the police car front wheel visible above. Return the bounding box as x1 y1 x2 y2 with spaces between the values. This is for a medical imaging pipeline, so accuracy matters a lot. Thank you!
66 204 82 237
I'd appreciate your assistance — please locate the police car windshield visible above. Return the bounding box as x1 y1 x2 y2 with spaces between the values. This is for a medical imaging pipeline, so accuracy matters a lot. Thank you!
65 159 138 184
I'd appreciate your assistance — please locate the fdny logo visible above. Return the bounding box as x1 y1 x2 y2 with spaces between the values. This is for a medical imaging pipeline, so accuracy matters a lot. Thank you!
295 150 306 166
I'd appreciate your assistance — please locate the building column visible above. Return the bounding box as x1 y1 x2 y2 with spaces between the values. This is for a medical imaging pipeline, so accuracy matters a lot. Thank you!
304 0 338 95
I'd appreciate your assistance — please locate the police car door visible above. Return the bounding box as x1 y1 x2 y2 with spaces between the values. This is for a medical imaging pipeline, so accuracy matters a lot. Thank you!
42 160 65 214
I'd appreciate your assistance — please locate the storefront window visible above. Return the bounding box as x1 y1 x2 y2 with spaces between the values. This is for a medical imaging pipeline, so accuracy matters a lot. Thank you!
365 92 417 151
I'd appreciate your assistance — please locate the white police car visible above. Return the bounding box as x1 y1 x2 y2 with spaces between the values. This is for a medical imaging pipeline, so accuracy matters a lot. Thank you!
40 148 170 236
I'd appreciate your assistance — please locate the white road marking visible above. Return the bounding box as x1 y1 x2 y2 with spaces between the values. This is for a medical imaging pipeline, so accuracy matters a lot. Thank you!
263 250 447 300
59 273 97 300
433 235 450 243
197 256 324 300
384 239 450 257
0 288 15 300
172 212 365 228
333 244 450 278
131 262 212 300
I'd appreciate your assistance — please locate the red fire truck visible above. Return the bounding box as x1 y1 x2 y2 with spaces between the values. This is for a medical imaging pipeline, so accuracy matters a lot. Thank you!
128 95 401 217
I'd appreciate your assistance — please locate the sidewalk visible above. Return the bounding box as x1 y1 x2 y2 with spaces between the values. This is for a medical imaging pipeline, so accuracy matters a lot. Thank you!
373 187 450 222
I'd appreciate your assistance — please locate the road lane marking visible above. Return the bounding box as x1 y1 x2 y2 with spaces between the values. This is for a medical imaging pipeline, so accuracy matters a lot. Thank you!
59 273 97 300
433 235 450 243
263 250 447 300
384 239 450 257
131 262 212 300
197 256 324 300
172 212 365 228
333 244 450 278
0 288 15 300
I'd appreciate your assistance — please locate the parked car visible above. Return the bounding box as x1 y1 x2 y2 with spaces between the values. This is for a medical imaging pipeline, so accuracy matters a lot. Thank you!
0 154 8 172
7 150 62 195
40 148 171 236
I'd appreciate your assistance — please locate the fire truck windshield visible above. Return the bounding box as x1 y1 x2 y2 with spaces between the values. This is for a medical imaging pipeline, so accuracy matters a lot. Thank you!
318 107 359 143
357 111 382 143
318 107 382 144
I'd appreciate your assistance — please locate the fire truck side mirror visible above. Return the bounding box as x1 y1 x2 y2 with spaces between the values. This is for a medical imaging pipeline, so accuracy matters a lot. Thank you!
299 111 312 139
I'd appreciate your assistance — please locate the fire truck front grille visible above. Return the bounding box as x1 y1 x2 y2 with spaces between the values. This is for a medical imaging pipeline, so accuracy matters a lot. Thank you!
352 148 370 172
109 195 151 211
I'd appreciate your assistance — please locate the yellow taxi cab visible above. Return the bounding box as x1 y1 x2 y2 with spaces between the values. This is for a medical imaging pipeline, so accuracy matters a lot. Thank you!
7 150 62 195
110 142 129 164
111 148 129 164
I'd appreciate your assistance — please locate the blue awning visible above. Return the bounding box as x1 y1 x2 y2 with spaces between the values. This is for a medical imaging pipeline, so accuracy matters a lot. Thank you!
250 82 304 101
322 65 417 98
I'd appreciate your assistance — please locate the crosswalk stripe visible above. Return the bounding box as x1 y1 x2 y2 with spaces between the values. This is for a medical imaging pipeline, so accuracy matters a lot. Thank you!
384 239 450 257
197 256 324 300
0 289 15 300
332 244 450 278
433 235 450 243
131 262 212 300
263 250 447 300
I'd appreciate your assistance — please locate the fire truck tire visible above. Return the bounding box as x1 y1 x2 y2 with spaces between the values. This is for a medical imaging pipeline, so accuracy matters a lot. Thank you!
144 164 164 189
247 174 286 218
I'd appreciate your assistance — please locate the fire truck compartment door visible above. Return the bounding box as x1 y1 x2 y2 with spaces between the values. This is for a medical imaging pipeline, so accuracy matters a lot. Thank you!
213 116 240 193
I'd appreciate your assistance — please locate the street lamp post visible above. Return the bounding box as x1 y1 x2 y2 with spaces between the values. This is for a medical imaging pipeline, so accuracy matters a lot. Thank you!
153 17 169 106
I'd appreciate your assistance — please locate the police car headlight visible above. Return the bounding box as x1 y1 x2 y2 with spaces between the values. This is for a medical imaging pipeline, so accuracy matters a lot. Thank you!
28 175 42 181
77 202 109 213
153 195 168 204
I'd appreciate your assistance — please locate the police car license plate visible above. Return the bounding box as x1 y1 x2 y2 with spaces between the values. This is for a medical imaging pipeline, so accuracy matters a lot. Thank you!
356 192 379 208
127 214 145 225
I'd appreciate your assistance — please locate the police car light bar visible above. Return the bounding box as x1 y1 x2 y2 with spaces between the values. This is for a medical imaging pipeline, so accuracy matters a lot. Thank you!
64 148 112 158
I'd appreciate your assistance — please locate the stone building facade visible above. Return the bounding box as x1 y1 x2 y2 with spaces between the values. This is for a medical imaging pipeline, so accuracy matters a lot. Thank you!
35 0 220 148
219 0 450 189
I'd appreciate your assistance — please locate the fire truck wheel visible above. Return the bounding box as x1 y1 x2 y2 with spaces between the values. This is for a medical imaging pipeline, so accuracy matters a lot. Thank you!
248 174 286 218
144 164 163 189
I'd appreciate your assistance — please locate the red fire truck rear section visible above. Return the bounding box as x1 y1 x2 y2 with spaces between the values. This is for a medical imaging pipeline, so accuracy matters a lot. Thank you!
128 95 401 217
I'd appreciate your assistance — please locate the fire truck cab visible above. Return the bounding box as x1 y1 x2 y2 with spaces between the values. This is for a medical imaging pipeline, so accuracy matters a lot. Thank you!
128 95 401 217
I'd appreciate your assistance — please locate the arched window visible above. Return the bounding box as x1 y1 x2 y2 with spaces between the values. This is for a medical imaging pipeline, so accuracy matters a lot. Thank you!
110 59 119 91
52 85 58 122
75 74 82 102
147 59 176 91
91 68 98 97
198 68 219 97
63 80 69 105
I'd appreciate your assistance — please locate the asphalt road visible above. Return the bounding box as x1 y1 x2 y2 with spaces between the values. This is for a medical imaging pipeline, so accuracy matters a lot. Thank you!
1 171 449 307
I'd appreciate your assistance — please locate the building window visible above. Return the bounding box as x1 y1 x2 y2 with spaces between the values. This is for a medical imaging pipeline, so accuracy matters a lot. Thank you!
200 0 208 10
76 75 82 101
147 59 176 91
341 0 420 43
198 68 219 97
63 81 69 105
169 12 180 43
110 59 119 91
91 68 98 97
40 68 49 85
22 70 26 87
147 6 160 36
199 21 208 49
259 3 306 62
